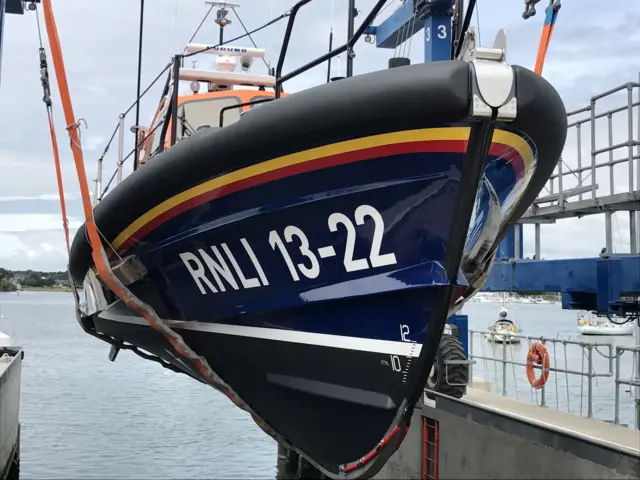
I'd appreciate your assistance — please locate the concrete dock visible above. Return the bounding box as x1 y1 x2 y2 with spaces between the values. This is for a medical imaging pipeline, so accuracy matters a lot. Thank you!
0 346 22 480
276 385 639 479
376 387 640 479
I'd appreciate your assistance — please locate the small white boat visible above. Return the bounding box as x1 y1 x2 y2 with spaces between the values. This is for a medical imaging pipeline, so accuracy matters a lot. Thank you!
577 312 634 336
483 308 522 344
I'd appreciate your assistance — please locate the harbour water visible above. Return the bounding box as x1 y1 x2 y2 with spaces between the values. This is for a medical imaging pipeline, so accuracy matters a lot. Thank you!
0 291 637 479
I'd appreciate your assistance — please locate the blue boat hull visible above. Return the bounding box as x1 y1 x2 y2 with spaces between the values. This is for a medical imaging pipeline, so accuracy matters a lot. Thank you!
89 125 529 471
69 60 567 479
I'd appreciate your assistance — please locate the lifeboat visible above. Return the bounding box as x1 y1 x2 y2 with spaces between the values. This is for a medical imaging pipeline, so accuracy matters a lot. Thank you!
65 16 567 480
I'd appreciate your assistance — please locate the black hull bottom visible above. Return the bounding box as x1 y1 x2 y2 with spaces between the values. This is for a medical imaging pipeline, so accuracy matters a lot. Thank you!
93 311 422 473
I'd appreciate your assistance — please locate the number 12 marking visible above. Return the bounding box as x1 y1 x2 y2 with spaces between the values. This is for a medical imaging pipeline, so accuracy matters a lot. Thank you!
328 204 397 272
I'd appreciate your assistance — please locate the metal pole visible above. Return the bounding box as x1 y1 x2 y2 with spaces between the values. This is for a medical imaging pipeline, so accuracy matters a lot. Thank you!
326 30 333 83
587 344 593 418
535 223 541 259
605 212 612 254
606 113 613 253
116 114 125 184
589 102 597 200
170 55 180 146
592 104 596 201
346 0 355 77
133 0 145 172
614 348 621 425
635 346 640 430
637 73 640 253
502 338 507 395
577 123 583 201
94 159 102 206
628 85 637 254
468 330 474 385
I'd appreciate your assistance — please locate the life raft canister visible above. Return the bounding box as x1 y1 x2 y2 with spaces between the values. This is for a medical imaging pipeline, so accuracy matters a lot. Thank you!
526 341 550 389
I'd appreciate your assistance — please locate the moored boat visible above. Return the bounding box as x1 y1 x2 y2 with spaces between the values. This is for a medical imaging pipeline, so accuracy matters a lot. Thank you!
483 308 523 344
577 311 634 336
38 0 567 477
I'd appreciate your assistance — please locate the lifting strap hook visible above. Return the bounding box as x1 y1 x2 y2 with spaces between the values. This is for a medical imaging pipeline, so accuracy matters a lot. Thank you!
523 0 542 20
39 47 52 107
66 118 88 149
67 117 88 132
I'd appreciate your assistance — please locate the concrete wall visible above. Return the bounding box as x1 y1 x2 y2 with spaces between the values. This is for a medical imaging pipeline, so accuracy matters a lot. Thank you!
375 390 640 480
0 348 22 480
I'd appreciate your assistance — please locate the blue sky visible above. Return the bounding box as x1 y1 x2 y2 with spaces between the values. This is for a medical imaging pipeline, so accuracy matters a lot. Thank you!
0 0 638 271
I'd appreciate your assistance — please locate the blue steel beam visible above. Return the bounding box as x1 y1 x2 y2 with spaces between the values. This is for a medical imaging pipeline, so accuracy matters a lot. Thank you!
495 225 523 260
482 255 640 314
369 1 638 317
372 0 423 49
370 0 454 62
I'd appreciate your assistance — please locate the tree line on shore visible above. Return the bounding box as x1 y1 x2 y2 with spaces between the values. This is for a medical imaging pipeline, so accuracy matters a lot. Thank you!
0 268 69 291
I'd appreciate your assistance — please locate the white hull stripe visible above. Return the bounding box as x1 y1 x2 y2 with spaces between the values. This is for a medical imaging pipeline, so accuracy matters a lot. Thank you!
99 312 424 358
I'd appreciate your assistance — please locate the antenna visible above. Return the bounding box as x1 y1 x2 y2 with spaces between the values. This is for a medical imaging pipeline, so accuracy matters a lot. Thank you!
205 1 241 45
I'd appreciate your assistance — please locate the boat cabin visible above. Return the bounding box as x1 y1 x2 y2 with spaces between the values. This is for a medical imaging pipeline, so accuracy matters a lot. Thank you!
136 44 285 166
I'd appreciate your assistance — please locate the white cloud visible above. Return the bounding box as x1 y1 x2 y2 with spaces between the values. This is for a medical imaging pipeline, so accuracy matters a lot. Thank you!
0 193 82 202
0 213 82 233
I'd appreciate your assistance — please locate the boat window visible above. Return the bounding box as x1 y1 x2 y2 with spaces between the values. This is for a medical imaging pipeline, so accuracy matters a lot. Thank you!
177 96 241 139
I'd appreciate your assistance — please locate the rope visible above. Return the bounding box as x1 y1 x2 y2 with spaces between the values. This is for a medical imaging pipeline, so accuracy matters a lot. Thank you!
184 2 214 47
230 6 270 70
133 0 145 172
94 62 171 171
475 0 482 46
454 0 477 58
35 4 70 255
183 12 288 58
99 119 165 200
403 5 417 58
40 0 288 454
123 63 172 117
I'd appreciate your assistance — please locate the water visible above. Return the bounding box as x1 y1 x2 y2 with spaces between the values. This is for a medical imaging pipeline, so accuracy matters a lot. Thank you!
460 301 638 427
0 292 637 478
0 291 276 479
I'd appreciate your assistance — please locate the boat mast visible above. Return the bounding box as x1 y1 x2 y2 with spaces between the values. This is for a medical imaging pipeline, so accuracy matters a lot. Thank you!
206 1 238 45
133 0 145 172
346 0 356 77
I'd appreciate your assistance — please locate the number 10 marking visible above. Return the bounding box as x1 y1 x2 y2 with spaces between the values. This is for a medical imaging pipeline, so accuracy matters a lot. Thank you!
328 204 397 272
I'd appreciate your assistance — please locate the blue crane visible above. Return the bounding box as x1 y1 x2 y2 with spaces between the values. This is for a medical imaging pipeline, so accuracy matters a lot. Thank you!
364 0 640 324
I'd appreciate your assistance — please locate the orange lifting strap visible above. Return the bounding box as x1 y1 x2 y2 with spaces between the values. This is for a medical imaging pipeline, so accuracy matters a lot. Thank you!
533 1 561 75
40 0 223 389
45 108 71 254
40 0 286 452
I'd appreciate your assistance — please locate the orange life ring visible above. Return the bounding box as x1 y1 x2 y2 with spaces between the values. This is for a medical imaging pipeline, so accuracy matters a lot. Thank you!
526 342 550 389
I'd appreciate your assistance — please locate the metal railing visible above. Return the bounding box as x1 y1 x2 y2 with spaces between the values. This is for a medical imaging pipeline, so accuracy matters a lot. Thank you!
467 329 639 428
614 344 640 425
522 76 640 256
